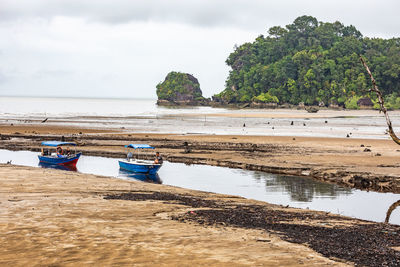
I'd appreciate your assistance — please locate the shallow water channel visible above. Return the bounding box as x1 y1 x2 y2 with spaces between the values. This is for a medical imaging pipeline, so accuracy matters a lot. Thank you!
1 149 399 225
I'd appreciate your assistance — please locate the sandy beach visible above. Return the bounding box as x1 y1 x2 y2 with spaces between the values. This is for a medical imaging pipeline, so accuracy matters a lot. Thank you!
1 164 399 266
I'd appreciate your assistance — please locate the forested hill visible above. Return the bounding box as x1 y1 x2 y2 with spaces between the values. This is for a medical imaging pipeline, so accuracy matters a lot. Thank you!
214 16 400 108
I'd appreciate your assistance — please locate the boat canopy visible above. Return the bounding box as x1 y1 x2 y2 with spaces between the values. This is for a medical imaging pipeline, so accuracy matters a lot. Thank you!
41 141 77 147
125 144 154 149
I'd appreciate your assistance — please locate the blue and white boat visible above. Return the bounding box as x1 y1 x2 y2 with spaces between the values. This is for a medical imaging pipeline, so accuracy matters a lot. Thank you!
38 141 81 166
118 144 162 175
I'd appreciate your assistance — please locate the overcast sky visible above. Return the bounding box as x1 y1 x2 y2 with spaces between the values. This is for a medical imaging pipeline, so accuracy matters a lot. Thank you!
0 0 399 99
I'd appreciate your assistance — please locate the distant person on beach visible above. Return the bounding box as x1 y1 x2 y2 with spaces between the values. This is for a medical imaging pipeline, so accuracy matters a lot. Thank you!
127 151 133 161
154 152 163 164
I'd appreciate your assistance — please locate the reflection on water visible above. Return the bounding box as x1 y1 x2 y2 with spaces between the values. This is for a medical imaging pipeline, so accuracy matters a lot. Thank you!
39 162 77 172
253 172 352 202
0 149 399 224
118 169 162 184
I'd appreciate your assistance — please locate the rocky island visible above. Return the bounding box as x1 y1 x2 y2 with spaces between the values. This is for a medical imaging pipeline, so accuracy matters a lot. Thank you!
156 71 209 106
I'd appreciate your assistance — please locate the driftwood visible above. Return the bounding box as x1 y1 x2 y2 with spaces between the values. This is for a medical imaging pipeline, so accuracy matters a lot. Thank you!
360 56 400 145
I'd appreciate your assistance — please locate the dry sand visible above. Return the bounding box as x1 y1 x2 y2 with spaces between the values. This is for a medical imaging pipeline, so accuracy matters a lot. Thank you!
0 164 350 266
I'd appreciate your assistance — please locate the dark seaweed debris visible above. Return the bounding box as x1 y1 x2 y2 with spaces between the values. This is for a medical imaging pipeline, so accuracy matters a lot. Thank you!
183 209 400 267
104 191 400 267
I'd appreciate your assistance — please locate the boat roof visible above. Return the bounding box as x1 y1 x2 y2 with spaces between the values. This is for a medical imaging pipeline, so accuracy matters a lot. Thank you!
41 141 77 147
125 144 154 149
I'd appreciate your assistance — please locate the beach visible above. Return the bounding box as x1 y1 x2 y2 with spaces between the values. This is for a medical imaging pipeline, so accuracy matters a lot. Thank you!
2 1 400 264
1 164 399 266
1 106 400 266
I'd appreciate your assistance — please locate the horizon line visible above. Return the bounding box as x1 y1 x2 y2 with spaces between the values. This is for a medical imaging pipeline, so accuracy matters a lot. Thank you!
0 95 157 101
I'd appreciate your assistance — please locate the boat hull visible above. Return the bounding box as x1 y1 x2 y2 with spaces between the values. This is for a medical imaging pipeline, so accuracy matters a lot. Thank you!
118 160 161 174
38 152 81 166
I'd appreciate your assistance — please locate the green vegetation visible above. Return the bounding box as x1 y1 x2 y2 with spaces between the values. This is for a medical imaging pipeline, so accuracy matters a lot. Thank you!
156 72 204 102
344 96 361 109
253 92 279 103
383 93 400 110
214 16 400 109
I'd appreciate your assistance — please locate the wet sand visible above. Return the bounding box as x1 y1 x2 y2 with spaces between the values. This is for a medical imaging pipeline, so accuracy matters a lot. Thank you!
2 108 400 138
2 164 400 266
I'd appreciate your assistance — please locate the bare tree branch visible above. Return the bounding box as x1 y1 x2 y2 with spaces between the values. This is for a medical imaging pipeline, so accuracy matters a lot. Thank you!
385 200 400 223
360 56 400 145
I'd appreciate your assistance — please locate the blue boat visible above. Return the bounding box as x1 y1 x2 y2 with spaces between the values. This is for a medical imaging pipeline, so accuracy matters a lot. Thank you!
38 141 81 166
118 144 162 175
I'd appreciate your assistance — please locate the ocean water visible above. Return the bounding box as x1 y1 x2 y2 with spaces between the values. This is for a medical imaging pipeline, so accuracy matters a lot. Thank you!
0 96 224 117
1 96 400 139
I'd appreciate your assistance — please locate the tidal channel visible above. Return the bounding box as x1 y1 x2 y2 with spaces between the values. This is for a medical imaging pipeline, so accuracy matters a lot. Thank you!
1 149 399 225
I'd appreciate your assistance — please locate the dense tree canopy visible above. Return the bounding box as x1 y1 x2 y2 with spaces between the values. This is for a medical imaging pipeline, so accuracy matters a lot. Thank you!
156 72 204 102
214 16 400 108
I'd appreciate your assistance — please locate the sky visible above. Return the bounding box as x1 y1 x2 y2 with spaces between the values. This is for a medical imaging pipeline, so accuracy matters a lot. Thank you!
0 0 399 99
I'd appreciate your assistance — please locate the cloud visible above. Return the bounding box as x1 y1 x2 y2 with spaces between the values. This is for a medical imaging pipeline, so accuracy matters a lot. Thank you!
0 0 264 29
0 0 399 98
0 72 6 84
0 17 257 98
0 0 399 36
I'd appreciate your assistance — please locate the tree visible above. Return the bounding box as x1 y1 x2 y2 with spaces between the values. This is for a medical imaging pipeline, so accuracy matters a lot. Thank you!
216 16 400 107
268 26 288 38
360 56 400 145
156 72 203 102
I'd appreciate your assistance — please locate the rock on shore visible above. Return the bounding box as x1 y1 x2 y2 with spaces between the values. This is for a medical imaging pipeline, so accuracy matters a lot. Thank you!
156 71 209 106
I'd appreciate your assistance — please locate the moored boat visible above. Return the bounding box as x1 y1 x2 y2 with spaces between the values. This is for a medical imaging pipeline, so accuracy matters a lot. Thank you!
38 141 81 166
118 144 162 175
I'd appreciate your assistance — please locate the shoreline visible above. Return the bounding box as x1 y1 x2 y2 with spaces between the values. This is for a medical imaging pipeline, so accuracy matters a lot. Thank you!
1 108 399 140
1 164 399 266
1 124 400 193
